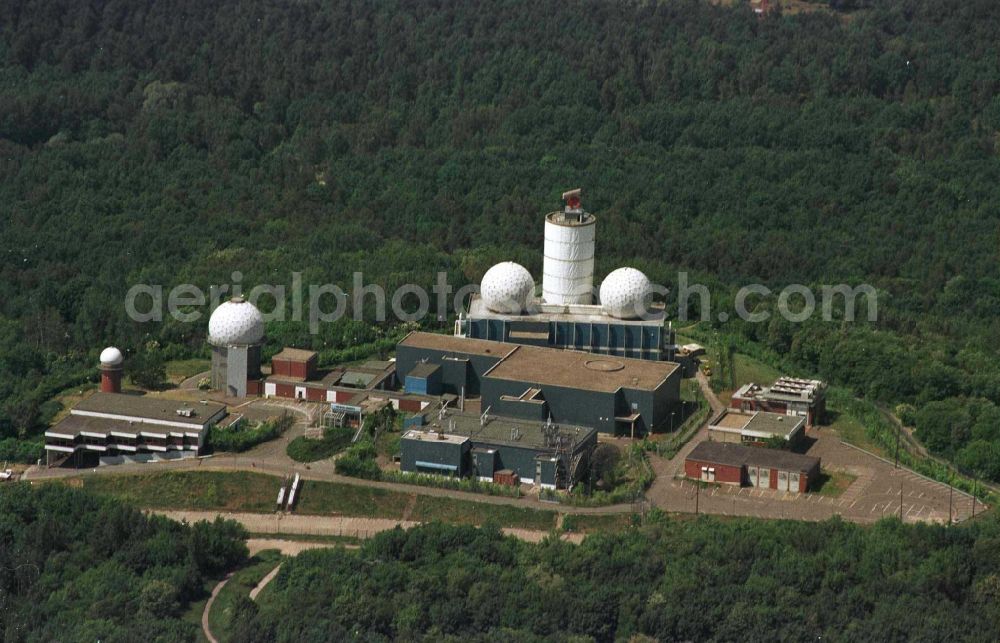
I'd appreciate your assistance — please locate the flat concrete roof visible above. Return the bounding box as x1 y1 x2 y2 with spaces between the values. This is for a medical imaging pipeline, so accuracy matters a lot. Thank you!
422 411 596 452
398 331 518 358
272 347 317 362
485 345 679 393
73 393 225 426
467 295 666 325
688 441 819 472
711 410 804 438
402 429 468 445
47 413 205 438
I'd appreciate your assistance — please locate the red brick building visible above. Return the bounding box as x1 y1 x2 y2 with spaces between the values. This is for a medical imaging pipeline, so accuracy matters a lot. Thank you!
270 348 319 381
685 441 820 493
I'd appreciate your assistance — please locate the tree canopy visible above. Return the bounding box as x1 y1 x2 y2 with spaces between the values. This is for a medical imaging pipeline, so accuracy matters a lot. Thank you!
1 0 1000 473
0 483 248 642
233 515 1000 641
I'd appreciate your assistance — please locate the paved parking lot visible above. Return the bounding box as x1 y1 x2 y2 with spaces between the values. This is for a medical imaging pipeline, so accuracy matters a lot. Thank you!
649 427 984 524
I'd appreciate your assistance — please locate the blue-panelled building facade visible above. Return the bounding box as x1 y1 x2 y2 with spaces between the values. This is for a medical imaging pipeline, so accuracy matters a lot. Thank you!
455 296 676 362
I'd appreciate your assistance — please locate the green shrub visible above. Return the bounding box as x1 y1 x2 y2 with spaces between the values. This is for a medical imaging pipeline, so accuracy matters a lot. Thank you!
287 426 355 462
209 414 291 453
0 437 44 464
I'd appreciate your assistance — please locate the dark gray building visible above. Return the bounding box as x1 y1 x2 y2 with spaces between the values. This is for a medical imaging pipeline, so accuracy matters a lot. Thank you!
396 332 682 436
400 411 598 488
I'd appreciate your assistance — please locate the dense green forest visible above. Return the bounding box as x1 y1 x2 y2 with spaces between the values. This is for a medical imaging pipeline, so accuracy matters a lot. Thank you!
2 0 1000 474
233 514 1000 641
0 483 247 641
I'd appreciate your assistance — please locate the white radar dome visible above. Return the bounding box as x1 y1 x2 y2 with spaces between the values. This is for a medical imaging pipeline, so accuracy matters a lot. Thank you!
100 346 124 366
480 262 535 314
208 297 265 346
600 267 651 319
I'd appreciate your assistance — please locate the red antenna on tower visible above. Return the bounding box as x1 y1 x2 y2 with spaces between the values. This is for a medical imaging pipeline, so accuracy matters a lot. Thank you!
562 188 582 211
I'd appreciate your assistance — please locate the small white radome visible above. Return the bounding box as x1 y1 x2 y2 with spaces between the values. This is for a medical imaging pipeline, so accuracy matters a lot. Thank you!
600 267 651 319
100 346 124 366
208 297 265 346
480 262 535 314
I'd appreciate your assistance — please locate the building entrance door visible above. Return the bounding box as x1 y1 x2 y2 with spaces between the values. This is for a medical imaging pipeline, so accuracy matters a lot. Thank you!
777 470 789 491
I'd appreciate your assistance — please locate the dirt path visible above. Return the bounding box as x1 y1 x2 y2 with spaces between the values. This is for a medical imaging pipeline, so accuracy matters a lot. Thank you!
179 370 211 390
202 572 234 643
249 564 281 602
246 538 346 556
400 493 418 521
154 510 582 544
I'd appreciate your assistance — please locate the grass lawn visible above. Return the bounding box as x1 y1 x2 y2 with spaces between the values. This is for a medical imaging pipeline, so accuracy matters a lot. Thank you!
715 353 781 405
813 470 859 497
408 495 557 531
208 549 283 641
46 382 98 424
826 392 890 458
296 480 412 518
165 358 211 384
63 470 571 533
77 471 283 512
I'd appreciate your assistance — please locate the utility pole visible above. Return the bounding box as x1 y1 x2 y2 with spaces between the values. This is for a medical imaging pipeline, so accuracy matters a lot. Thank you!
894 422 901 469
899 480 904 521
948 468 953 527
972 475 978 519
695 479 700 515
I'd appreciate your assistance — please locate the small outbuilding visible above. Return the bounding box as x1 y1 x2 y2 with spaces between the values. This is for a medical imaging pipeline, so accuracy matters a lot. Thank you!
684 441 820 493
708 409 806 447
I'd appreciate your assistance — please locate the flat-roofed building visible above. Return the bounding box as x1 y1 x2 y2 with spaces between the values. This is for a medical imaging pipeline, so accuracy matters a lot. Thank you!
400 410 597 488
708 409 806 446
44 392 228 467
396 332 682 436
685 441 820 493
263 351 397 403
270 348 318 381
731 377 827 426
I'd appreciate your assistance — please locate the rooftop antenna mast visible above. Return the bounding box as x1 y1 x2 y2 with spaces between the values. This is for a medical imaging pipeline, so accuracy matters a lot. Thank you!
561 188 583 222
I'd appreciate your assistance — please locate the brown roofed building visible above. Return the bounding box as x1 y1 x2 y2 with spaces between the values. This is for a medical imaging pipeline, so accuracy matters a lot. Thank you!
685 441 820 493
396 332 682 436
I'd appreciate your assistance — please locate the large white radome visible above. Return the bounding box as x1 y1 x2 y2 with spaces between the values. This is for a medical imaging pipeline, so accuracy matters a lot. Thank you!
100 346 124 366
208 297 265 346
600 267 651 319
480 262 535 314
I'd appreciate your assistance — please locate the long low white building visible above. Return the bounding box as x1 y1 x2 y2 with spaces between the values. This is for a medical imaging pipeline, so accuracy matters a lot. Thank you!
44 392 228 466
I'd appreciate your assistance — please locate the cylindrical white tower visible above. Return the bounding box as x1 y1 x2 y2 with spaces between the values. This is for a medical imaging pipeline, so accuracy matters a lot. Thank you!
542 192 596 305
